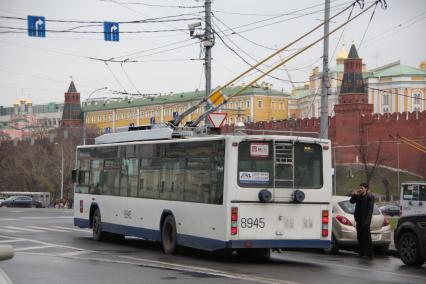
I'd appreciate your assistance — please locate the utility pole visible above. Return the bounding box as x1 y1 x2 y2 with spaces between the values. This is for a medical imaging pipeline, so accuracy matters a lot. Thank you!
320 0 330 139
204 0 214 125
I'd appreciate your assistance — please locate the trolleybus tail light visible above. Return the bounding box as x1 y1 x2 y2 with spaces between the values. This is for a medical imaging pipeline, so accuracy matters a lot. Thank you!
231 207 238 235
322 210 329 237
80 200 83 213
323 145 329 150
335 215 353 226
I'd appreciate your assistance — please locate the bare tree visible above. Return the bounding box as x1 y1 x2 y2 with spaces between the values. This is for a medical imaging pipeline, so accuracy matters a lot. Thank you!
357 123 388 186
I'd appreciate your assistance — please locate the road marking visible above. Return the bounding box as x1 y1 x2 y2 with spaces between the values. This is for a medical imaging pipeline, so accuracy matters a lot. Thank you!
15 245 57 252
19 216 72 220
4 226 44 233
26 226 71 232
0 234 96 253
119 255 299 284
57 250 92 257
0 239 26 243
50 226 91 233
0 229 20 233
0 218 17 221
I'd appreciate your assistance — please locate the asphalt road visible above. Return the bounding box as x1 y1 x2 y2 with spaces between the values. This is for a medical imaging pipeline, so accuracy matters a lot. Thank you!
0 208 425 284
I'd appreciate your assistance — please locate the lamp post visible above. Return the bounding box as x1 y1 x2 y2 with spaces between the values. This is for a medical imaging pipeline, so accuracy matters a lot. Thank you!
83 87 108 145
55 142 64 200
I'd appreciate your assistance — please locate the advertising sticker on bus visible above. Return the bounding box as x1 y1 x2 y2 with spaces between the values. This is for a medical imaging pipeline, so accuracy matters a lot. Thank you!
250 143 269 157
239 172 270 184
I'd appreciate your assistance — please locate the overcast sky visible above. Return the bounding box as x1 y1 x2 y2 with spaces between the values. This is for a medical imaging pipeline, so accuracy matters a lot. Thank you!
0 0 425 106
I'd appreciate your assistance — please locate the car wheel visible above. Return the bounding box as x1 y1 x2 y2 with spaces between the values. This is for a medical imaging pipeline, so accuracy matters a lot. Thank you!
398 232 426 266
92 208 106 242
324 234 339 254
162 215 177 254
374 245 389 255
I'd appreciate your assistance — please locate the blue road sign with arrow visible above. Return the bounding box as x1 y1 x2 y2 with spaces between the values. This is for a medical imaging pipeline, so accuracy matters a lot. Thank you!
27 15 45 38
104 22 119 42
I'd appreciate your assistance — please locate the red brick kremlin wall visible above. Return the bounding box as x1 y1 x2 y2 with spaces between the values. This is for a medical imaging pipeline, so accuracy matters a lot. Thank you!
221 110 426 177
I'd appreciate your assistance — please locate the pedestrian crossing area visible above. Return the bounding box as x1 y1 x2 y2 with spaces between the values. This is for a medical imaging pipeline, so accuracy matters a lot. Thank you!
1 225 91 235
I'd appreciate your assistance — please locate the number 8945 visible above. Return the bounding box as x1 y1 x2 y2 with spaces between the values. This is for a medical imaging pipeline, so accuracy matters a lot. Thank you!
240 217 265 229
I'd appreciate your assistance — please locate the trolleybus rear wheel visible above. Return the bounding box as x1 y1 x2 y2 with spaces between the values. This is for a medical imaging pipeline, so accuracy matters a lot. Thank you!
162 215 177 254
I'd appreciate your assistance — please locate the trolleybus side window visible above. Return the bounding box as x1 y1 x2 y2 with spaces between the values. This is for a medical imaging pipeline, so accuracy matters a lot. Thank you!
89 159 103 195
76 159 90 193
120 158 138 197
103 159 120 196
139 157 161 199
238 141 323 188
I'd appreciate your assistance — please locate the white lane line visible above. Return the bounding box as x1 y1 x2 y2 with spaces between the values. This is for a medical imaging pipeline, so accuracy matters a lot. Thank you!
0 234 96 253
119 255 299 284
19 216 72 220
4 226 44 233
50 226 91 233
0 239 26 243
57 250 92 257
15 245 57 252
26 226 71 232
0 218 17 221
0 229 20 233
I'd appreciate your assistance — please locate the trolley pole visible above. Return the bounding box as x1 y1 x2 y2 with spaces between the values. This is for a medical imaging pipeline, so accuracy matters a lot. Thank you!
320 0 330 139
204 0 214 125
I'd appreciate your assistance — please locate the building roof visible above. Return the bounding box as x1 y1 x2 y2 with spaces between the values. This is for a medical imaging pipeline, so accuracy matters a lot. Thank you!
67 81 78 93
336 43 348 60
291 87 310 100
366 62 426 78
83 86 289 112
348 44 359 59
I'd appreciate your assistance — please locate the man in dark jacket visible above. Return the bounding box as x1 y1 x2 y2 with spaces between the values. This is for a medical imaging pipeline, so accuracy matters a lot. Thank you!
350 183 375 259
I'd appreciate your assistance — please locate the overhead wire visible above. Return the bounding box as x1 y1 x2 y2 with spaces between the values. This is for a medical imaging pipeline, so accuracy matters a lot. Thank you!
104 61 129 94
358 0 379 50
189 0 388 126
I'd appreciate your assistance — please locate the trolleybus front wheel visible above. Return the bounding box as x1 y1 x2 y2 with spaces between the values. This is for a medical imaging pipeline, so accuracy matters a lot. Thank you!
162 215 177 254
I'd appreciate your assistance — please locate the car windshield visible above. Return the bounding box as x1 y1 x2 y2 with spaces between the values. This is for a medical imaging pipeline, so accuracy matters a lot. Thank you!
338 200 380 215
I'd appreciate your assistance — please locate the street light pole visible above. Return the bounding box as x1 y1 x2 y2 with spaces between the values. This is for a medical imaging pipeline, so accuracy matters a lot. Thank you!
83 87 107 145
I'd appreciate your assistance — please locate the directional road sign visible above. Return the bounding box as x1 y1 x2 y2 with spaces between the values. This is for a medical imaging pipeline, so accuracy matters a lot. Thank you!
104 22 119 42
27 15 45 37
208 112 227 128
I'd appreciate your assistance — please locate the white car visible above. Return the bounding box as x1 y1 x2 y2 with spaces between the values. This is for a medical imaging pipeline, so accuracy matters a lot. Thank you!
326 196 392 254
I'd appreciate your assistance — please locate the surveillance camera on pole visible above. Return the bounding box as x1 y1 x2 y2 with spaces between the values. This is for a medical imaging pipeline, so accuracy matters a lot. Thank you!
188 22 202 38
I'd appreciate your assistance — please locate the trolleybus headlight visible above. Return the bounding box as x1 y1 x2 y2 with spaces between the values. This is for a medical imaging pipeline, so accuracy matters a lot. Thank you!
258 189 272 202
292 190 305 203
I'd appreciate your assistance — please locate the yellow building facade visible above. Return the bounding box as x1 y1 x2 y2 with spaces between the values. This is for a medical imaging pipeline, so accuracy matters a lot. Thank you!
84 85 289 133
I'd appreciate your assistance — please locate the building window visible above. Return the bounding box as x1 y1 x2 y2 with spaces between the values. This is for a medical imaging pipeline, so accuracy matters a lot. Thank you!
140 111 144 118
382 94 389 113
280 101 284 110
109 113 113 121
258 100 263 109
246 100 250 109
413 91 422 111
